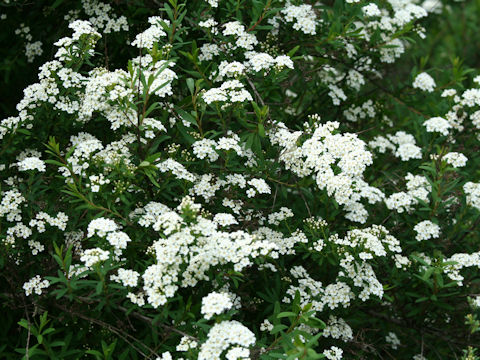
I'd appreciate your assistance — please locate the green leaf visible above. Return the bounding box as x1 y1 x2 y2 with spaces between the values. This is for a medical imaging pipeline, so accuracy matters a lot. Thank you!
258 123 266 138
423 267 434 280
18 319 30 330
277 311 296 318
288 45 300 57
95 281 103 295
271 324 288 334
186 78 195 95
51 0 65 9
145 169 161 188
175 107 197 127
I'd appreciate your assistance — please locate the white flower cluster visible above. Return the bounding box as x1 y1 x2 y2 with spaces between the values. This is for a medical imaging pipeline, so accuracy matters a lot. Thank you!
1 23 104 135
202 80 253 105
70 19 101 41
392 131 423 161
328 85 347 105
133 197 277 308
28 240 44 255
247 178 271 198
284 225 402 314
414 220 440 241
87 174 110 192
76 55 176 130
386 173 431 213
131 16 169 50
323 346 343 360
443 252 480 285
363 3 381 17
343 100 376 122
81 0 129 34
442 152 468 168
157 158 196 182
341 225 402 258
201 291 233 319
143 117 167 138
222 21 259 51
29 212 68 232
87 217 118 237
269 120 382 223
213 213 238 227
135 58 177 98
390 2 428 27
176 336 198 352
198 43 221 62
23 275 50 296
198 320 255 360
471 296 480 308
192 138 219 162
283 266 339 311
86 217 131 256
25 41 43 63
370 131 423 161
464 182 480 210
199 18 218 34
413 355 428 360
126 292 146 307
386 331 401 349
267 207 294 226
78 68 132 126
260 319 274 332
254 228 308 256
423 117 452 136
80 247 110 268
65 231 84 255
5 223 32 247
322 316 353 342
0 188 25 222
338 0 426 65
15 23 43 62
281 4 318 35
244 51 294 73
17 156 46 172
156 352 173 360
216 60 245 80
413 72 436 92
206 0 218 8
111 268 140 287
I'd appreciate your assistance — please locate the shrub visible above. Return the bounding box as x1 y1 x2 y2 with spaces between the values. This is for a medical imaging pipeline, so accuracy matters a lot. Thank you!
1 0 480 359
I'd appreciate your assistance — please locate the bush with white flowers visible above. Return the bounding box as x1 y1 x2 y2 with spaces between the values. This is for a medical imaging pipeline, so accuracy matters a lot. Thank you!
2 0 480 359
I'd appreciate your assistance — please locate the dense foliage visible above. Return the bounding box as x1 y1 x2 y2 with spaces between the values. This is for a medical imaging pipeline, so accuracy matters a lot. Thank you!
2 0 480 359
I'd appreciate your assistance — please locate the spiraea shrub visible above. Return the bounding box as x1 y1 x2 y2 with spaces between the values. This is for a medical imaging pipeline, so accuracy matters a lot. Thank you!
1 0 480 359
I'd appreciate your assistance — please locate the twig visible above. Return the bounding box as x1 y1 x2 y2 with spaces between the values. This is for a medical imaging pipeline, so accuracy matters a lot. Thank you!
294 177 312 217
247 0 272 32
54 303 156 358
75 295 198 341
117 304 199 341
246 76 266 107
24 307 31 360
271 185 279 211
104 35 109 70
